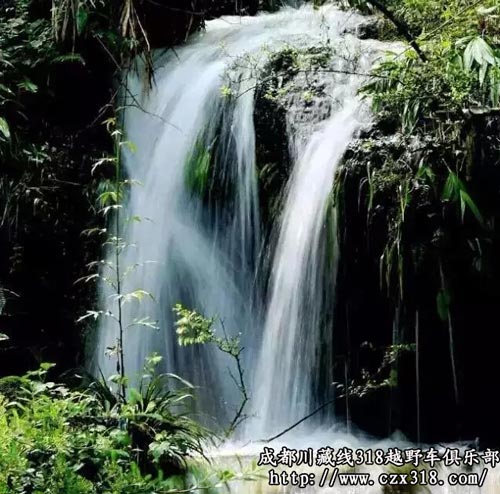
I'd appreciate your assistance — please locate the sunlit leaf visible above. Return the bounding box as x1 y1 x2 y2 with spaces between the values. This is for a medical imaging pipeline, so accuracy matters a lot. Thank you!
0 117 10 140
463 37 496 71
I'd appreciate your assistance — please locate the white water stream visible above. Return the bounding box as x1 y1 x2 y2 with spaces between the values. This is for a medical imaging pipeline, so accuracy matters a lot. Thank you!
93 3 378 428
90 4 500 492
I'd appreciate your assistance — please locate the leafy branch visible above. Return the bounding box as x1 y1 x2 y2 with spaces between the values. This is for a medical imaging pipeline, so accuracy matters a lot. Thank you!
173 304 249 437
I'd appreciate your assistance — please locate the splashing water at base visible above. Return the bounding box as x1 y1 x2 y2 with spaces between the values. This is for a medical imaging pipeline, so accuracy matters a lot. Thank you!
209 432 500 494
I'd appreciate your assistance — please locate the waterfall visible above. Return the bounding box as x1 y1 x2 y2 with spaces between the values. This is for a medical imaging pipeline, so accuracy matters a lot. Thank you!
249 103 364 437
92 3 384 434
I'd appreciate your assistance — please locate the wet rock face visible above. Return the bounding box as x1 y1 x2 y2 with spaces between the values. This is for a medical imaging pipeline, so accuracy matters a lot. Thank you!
136 0 202 47
336 113 500 445
341 16 384 40
206 0 259 16
253 40 368 230
136 0 259 48
253 45 336 230
354 18 381 39
254 76 291 231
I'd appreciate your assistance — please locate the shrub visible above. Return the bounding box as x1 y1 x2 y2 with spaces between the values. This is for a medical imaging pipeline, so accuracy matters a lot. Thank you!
0 361 220 494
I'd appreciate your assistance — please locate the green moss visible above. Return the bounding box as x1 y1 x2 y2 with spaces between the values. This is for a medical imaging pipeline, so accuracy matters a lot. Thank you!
185 138 213 196
372 167 408 196
254 43 333 228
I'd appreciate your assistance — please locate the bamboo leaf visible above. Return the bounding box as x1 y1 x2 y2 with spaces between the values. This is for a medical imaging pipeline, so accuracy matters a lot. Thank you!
0 84 14 96
76 8 88 35
18 80 38 93
53 53 86 65
442 172 458 201
479 62 489 87
118 289 155 304
459 189 484 226
463 37 496 71
77 310 104 322
437 290 450 322
0 117 10 140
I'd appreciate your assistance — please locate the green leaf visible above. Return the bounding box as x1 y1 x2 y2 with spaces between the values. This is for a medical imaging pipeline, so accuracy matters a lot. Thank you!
18 80 38 93
463 37 496 71
130 317 159 330
173 305 215 346
40 362 56 371
185 138 214 195
402 99 419 133
490 70 500 107
218 469 236 482
146 353 163 367
416 165 435 183
477 6 498 17
98 190 119 206
76 8 89 35
120 289 154 303
442 172 458 201
0 117 10 140
121 140 137 153
479 62 489 87
162 372 194 389
0 84 14 96
108 448 130 461
459 189 484 226
53 53 86 65
128 388 142 405
0 333 9 342
437 290 450 322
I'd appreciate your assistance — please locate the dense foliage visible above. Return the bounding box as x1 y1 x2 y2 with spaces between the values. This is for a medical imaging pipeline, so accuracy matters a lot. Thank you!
0 0 228 374
0 359 253 493
360 0 500 130
0 0 264 377
0 0 108 374
351 0 500 320
1 1 261 490
330 0 500 444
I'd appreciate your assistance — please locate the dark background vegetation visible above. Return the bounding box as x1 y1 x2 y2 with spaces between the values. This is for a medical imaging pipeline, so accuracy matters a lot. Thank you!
0 0 259 375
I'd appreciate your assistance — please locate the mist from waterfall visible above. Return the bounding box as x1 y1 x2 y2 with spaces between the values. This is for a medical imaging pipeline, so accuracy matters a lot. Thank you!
92 3 382 435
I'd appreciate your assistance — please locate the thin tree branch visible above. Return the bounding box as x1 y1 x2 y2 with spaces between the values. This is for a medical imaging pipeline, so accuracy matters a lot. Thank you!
365 0 427 62
219 319 249 436
259 399 336 443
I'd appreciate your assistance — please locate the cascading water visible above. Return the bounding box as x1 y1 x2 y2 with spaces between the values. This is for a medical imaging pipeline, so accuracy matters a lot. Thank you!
87 5 500 493
250 103 365 438
92 3 382 433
